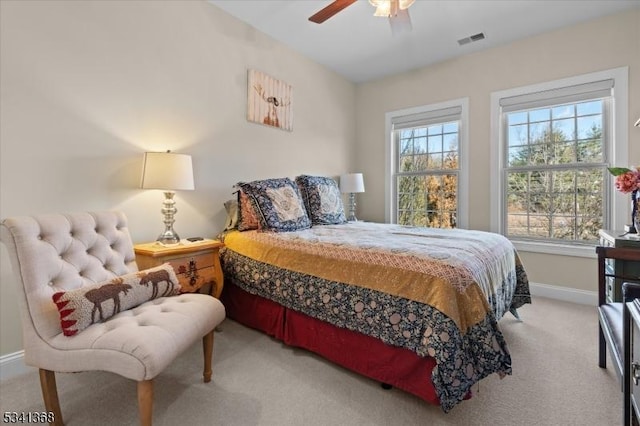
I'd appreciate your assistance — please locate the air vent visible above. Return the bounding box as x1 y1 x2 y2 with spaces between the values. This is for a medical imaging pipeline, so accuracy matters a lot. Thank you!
457 32 486 46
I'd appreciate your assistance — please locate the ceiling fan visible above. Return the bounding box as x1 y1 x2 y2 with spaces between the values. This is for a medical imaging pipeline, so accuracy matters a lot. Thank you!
309 0 414 35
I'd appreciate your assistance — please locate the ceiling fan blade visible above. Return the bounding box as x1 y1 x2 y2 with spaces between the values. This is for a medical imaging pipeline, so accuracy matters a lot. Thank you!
309 0 357 24
389 8 412 35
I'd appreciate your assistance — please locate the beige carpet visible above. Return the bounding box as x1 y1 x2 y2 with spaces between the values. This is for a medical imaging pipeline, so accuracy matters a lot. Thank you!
0 296 621 425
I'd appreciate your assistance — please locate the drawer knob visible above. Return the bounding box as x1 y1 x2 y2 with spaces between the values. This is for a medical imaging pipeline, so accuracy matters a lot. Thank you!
633 362 640 386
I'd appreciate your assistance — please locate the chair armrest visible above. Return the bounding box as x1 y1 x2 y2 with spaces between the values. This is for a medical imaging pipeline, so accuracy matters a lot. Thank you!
623 282 640 302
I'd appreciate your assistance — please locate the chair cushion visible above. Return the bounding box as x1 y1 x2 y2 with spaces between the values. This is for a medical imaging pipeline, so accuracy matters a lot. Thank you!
45 293 226 381
52 263 181 336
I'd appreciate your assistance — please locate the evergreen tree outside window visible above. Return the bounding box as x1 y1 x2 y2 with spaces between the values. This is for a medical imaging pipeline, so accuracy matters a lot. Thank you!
504 99 606 243
490 68 630 255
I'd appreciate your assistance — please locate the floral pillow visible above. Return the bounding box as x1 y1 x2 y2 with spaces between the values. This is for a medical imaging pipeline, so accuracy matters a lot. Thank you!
238 178 311 232
295 175 347 225
237 189 261 231
52 263 181 336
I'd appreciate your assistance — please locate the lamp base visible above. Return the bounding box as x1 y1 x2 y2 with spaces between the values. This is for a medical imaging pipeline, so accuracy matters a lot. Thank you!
156 190 181 245
347 192 359 222
156 231 181 245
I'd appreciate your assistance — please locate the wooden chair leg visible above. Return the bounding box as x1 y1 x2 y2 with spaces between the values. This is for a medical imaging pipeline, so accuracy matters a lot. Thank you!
203 330 214 383
39 369 63 426
137 380 153 426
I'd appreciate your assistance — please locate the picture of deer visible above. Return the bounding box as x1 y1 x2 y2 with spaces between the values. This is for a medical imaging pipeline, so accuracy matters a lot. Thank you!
253 83 291 128
138 269 176 299
247 69 292 131
84 277 132 323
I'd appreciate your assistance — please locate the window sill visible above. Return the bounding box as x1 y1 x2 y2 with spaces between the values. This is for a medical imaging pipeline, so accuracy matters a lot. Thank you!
511 240 596 258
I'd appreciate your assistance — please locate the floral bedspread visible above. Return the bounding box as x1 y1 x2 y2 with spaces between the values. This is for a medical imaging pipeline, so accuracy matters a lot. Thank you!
220 222 531 412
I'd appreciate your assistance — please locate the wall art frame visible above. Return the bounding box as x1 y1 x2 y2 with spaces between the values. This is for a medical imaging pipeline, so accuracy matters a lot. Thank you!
247 69 293 132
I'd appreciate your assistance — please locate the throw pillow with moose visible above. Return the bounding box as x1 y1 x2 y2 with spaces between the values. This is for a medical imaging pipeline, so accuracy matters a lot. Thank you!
52 263 181 336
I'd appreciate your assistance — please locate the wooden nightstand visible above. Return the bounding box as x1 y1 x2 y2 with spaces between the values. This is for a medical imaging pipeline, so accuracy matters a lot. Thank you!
134 239 225 298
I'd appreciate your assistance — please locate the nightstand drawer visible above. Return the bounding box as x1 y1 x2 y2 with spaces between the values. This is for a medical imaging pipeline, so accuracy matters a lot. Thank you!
176 266 216 293
134 240 225 298
172 258 217 293
170 252 214 274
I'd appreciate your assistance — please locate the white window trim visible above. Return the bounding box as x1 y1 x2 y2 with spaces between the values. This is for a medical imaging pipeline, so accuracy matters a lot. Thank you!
385 98 469 227
490 67 629 258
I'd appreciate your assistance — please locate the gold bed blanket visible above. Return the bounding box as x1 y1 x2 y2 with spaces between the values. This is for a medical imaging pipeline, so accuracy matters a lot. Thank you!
223 222 525 333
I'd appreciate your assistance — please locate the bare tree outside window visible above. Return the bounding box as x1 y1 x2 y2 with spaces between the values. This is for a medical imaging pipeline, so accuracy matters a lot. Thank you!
396 122 459 228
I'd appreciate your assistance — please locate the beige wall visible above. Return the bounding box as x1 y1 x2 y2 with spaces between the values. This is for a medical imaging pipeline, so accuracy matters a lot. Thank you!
0 1 355 356
355 10 640 293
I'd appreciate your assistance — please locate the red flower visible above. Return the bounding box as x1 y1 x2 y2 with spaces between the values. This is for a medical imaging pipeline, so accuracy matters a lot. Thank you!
609 166 640 194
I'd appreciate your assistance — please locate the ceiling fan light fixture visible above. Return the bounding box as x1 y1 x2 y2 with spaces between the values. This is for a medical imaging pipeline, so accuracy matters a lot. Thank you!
372 3 390 17
369 0 415 17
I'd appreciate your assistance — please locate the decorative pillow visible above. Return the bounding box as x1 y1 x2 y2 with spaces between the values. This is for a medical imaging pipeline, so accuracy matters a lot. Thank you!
295 175 347 225
237 189 260 231
52 263 181 336
238 177 311 232
223 199 239 230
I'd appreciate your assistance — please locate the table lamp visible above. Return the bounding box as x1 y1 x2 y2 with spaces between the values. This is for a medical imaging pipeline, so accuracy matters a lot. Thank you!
140 150 194 244
340 173 365 222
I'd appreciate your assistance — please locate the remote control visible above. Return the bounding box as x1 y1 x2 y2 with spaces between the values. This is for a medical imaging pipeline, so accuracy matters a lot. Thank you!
186 237 204 242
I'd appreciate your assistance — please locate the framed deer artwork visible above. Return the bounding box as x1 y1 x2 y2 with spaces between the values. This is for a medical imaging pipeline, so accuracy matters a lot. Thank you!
247 69 293 132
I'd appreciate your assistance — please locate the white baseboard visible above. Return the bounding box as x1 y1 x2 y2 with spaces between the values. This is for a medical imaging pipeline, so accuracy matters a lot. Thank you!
528 281 597 306
0 283 596 383
0 350 34 381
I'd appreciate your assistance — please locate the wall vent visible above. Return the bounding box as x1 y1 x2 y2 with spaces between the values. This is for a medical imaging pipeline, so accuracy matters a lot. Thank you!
458 32 485 46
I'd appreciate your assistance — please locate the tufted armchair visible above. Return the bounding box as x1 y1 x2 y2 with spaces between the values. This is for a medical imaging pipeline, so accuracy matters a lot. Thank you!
0 211 226 426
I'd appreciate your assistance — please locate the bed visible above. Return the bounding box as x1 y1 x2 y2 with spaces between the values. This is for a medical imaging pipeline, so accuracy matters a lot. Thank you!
219 175 530 411
219 218 530 412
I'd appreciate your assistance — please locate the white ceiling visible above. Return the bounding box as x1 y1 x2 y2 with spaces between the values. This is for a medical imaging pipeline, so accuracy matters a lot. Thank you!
208 0 640 83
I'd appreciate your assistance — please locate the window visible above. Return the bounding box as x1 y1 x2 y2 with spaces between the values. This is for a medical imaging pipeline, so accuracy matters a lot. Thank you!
504 91 609 243
491 67 629 256
386 99 468 227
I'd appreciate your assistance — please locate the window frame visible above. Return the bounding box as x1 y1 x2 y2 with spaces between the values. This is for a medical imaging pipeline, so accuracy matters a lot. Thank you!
385 98 469 227
490 67 629 258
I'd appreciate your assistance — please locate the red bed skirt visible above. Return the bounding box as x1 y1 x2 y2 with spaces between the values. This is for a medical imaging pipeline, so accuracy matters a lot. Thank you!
221 281 440 405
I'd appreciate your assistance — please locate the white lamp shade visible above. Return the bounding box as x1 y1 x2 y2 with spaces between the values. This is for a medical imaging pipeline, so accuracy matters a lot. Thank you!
140 152 195 190
340 173 365 193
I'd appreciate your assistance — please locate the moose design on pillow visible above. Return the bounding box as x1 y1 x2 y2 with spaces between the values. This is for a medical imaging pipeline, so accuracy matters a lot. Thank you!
138 268 176 299
52 263 181 336
83 278 132 323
